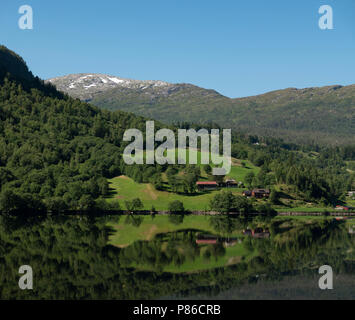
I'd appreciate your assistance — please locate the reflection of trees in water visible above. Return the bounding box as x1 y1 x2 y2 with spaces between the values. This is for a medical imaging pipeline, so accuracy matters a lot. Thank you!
0 215 353 300
252 219 353 275
124 214 143 227
119 230 225 270
168 213 185 225
209 214 270 235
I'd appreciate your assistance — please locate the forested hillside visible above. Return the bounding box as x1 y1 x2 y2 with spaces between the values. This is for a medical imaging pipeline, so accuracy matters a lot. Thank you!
0 46 166 214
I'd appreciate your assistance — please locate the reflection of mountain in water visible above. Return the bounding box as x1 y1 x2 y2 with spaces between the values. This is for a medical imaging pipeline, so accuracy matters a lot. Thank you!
0 215 353 300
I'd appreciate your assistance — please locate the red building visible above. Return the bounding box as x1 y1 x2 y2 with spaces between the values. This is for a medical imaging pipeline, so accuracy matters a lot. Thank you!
196 239 218 245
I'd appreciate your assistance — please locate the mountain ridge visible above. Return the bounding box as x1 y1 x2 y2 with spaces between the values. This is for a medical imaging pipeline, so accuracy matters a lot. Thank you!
47 73 355 146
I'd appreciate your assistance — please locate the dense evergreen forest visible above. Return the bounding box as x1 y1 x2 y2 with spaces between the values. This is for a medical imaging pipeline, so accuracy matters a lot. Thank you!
0 46 170 214
0 46 354 214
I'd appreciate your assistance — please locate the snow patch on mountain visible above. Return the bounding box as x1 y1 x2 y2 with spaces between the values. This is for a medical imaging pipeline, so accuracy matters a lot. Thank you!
46 73 174 100
108 77 125 84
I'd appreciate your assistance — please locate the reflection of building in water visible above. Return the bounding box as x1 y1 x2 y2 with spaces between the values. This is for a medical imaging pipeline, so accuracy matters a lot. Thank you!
243 228 270 238
195 235 240 247
196 238 218 245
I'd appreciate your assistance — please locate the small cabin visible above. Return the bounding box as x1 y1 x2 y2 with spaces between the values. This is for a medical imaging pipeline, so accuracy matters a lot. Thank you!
225 179 238 188
252 189 270 198
196 181 218 190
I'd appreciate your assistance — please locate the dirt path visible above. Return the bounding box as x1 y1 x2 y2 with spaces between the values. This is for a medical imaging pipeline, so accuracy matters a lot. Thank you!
144 184 158 200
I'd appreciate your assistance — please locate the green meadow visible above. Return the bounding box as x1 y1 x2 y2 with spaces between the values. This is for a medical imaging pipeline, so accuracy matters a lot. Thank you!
108 176 217 210
107 153 260 211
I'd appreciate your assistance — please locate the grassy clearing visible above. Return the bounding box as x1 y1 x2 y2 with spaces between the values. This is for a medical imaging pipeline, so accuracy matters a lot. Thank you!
107 156 260 211
108 176 218 210
228 160 260 181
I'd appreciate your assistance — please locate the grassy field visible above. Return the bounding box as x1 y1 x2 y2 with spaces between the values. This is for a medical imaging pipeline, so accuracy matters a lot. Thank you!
108 176 218 210
228 159 260 181
107 157 260 211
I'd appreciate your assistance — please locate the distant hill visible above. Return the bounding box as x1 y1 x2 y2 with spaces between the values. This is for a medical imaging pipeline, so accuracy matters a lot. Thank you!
48 73 355 146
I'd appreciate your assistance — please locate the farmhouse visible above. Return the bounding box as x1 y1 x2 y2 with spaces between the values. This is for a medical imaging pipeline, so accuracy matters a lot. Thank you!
225 179 238 188
196 181 218 190
252 189 270 198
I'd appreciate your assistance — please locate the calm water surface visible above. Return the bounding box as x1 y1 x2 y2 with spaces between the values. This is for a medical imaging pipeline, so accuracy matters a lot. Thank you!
0 214 354 299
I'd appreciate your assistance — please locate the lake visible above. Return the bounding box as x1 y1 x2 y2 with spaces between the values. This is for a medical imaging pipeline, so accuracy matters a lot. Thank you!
0 214 354 300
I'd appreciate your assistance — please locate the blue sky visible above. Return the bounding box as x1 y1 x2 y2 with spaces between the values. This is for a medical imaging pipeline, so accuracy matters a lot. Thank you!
0 0 354 97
